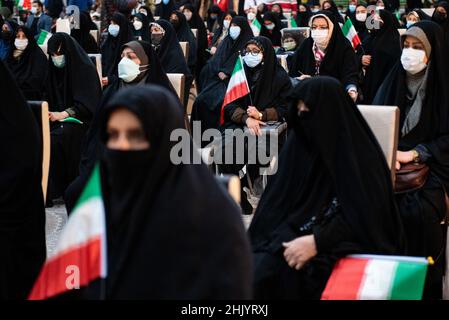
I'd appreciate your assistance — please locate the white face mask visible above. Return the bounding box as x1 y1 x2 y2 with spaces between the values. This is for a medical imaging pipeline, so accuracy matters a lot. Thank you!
247 12 256 20
243 53 263 68
51 55 66 68
108 24 120 37
14 38 28 50
401 48 427 75
406 20 415 28
377 6 385 10
118 57 141 82
265 23 275 30
283 40 296 51
184 12 192 21
133 20 143 30
311 29 329 46
31 7 37 15
229 26 241 40
223 20 231 29
356 12 367 22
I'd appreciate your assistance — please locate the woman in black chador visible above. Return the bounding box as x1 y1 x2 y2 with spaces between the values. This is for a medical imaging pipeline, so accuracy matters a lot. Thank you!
68 85 253 299
250 76 406 299
373 21 449 299
45 33 101 203
0 60 46 299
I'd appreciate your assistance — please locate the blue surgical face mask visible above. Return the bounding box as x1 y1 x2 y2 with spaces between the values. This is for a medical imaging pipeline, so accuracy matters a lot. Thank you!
229 26 241 40
243 52 263 68
108 24 120 37
406 20 415 28
51 55 66 68
349 4 356 12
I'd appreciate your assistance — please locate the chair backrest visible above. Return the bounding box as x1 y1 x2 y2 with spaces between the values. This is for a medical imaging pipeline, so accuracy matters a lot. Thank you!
215 175 241 204
167 73 185 103
357 105 400 183
421 8 435 17
179 41 189 62
89 29 99 44
88 53 102 84
191 28 198 39
281 27 310 39
27 101 51 202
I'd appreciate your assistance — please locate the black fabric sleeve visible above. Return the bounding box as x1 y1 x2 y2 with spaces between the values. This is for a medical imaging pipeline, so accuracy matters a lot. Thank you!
313 214 352 254
340 46 359 89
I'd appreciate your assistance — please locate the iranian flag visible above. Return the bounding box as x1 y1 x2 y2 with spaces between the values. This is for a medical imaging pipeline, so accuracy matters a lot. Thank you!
342 18 361 49
16 0 31 10
37 30 52 46
289 16 298 28
321 255 430 300
28 164 107 300
220 56 250 125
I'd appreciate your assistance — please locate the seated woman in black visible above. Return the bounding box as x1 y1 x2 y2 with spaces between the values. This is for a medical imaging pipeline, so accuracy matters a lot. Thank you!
100 12 134 87
191 16 253 137
45 33 101 203
249 76 406 299
169 10 197 77
218 36 292 213
150 19 193 108
289 11 359 102
373 21 449 299
6 25 47 100
260 11 282 47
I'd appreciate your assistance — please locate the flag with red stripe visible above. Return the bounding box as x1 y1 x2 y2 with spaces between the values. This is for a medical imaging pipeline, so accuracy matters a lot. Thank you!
220 56 250 125
342 18 361 49
28 164 107 300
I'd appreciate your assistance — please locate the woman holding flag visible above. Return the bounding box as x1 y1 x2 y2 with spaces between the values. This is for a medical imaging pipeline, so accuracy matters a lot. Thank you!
218 36 291 214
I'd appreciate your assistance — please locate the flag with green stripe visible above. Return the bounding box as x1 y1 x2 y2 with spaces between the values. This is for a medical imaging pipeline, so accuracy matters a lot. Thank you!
220 55 250 125
321 255 430 300
342 18 361 49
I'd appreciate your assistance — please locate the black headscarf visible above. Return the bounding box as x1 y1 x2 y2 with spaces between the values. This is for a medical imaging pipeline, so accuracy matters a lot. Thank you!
271 4 287 20
82 85 253 299
71 12 99 54
103 40 177 101
0 60 46 299
361 9 401 104
322 0 344 24
170 10 197 68
151 19 191 75
432 1 449 45
289 11 358 89
138 5 155 22
250 76 406 257
155 0 175 20
100 12 134 78
210 11 237 46
132 13 150 42
207 5 224 32
373 21 449 191
206 16 254 76
6 26 48 100
183 3 208 77
350 4 369 41
47 33 101 118
260 11 282 47
295 5 312 27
